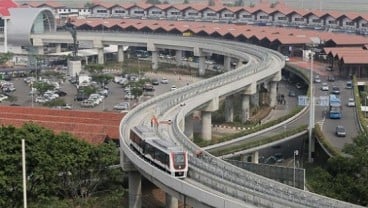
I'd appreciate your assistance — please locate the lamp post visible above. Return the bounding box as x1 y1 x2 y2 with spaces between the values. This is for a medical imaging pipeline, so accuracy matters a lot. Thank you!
293 150 299 188
22 139 27 208
30 81 34 108
308 52 315 163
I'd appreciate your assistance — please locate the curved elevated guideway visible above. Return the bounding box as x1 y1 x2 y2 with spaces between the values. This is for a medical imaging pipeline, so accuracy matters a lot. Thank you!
112 35 362 208
30 32 363 207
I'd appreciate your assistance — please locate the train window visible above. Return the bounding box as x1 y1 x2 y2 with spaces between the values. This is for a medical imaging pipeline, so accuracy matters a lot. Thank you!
174 153 185 164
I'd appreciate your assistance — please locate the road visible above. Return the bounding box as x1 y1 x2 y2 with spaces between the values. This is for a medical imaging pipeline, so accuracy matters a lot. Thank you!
313 73 359 150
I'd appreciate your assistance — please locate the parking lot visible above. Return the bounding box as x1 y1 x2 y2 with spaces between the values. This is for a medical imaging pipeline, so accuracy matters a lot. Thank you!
0 71 200 112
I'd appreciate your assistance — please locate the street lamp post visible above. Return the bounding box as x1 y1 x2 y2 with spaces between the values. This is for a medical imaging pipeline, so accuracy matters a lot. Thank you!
308 52 315 163
294 150 299 188
31 81 34 108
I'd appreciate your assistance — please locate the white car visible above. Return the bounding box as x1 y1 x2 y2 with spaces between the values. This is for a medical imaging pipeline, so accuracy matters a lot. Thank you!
35 96 48 103
171 85 177 91
0 94 8 102
321 83 329 91
161 78 169 84
113 102 130 110
314 75 321 83
124 93 135 100
347 98 355 107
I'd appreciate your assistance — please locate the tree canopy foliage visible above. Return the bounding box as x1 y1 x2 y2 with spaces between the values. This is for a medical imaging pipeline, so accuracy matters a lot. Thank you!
0 123 124 207
0 52 13 65
308 134 368 206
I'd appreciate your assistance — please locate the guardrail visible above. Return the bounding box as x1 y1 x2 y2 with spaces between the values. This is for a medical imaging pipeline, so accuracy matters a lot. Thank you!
115 34 363 207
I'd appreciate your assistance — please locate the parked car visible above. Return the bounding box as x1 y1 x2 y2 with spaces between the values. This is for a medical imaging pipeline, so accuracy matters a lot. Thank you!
161 78 169 84
74 93 88 101
35 96 48 103
321 83 329 91
335 125 346 137
171 85 177 91
124 93 135 100
80 100 95 108
347 98 355 107
55 90 67 97
3 86 16 92
113 102 130 110
0 94 8 102
54 104 72 110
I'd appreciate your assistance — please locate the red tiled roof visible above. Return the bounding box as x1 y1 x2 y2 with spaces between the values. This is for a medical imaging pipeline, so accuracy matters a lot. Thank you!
0 0 18 16
0 106 125 144
73 18 368 46
323 47 368 64
23 1 368 24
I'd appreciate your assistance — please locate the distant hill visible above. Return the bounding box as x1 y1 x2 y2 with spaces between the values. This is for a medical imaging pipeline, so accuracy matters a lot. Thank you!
14 0 368 12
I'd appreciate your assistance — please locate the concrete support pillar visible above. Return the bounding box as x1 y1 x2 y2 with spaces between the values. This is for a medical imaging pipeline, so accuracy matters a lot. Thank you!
165 193 179 208
3 18 7 53
201 111 212 141
240 154 249 162
251 85 260 107
152 51 158 70
117 45 124 63
241 94 250 123
251 151 259 164
55 43 61 53
84 56 89 65
128 171 142 208
175 50 182 66
184 114 193 140
242 83 257 123
224 56 231 71
198 56 206 76
224 96 234 122
97 48 104 64
237 59 243 67
270 81 278 107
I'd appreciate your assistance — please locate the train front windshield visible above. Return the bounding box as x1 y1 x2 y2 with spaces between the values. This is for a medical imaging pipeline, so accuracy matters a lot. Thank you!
173 153 186 169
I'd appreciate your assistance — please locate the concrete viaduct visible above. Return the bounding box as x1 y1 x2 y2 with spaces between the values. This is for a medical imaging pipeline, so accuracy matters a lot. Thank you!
27 32 363 207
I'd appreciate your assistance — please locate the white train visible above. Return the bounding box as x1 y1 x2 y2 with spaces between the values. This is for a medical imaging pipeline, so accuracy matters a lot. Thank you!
130 125 188 178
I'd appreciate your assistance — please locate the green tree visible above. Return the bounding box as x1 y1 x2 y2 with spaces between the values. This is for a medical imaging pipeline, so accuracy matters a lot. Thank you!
43 98 66 107
84 64 104 74
33 81 55 95
0 123 123 207
308 134 368 206
79 86 97 96
91 73 113 86
0 52 13 65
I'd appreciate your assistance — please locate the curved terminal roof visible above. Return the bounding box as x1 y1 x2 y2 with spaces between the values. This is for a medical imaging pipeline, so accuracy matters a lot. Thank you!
7 7 56 46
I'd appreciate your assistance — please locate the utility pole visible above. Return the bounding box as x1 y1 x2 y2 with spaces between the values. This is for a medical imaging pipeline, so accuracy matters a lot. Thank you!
22 139 27 208
308 52 315 163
